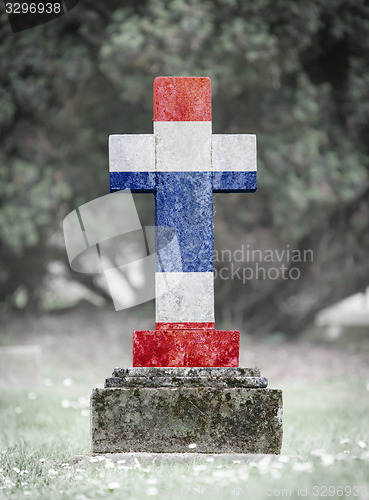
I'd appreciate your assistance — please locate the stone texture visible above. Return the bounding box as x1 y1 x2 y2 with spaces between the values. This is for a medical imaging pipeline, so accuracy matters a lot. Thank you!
154 122 212 172
109 76 258 341
153 76 212 122
112 367 261 377
105 375 268 388
212 134 257 172
109 134 155 173
155 272 214 320
133 328 239 367
156 322 215 330
91 384 283 454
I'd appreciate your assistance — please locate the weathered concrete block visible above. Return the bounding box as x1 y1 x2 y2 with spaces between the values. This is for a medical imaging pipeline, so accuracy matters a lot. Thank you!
91 368 283 454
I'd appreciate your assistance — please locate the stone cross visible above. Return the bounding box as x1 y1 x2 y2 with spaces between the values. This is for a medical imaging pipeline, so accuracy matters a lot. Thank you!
109 77 257 367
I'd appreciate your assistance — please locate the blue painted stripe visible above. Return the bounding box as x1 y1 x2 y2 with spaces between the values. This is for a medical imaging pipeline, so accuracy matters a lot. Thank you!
110 170 256 273
155 172 213 273
110 172 156 193
110 171 257 193
212 171 257 192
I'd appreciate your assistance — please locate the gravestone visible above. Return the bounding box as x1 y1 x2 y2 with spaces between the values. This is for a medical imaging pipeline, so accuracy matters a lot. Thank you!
91 77 283 453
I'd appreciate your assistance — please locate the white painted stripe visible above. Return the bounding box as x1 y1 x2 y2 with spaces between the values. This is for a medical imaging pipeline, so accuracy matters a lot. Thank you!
212 134 257 172
155 272 214 323
109 134 155 172
109 129 256 174
154 121 212 172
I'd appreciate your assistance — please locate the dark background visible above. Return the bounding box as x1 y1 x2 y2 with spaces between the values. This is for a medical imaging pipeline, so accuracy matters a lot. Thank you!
1 0 369 336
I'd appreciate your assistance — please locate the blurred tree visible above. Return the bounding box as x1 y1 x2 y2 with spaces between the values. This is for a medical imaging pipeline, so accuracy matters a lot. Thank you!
0 0 368 333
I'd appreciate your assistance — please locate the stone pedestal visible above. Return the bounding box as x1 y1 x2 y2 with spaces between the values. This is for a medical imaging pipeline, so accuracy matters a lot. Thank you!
91 367 283 454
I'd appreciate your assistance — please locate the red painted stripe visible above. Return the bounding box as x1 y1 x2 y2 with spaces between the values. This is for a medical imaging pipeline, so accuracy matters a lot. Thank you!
154 77 211 122
133 329 239 367
156 322 215 331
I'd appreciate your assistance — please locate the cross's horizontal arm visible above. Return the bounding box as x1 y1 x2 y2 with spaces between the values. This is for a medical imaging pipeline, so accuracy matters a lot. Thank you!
109 133 257 193
109 134 156 193
212 134 257 193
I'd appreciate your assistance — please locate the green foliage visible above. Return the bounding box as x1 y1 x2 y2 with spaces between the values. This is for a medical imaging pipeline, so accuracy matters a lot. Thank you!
0 0 368 322
98 0 369 245
0 160 71 254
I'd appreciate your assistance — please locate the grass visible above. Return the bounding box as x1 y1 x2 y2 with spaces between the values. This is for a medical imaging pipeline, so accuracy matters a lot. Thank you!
1 377 369 499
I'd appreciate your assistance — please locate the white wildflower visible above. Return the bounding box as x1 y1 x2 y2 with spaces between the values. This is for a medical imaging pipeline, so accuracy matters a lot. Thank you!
188 443 197 449
193 465 207 472
292 462 314 472
146 486 158 496
311 448 325 457
271 468 281 479
321 454 335 466
78 396 89 407
358 440 367 449
63 378 73 387
108 482 121 490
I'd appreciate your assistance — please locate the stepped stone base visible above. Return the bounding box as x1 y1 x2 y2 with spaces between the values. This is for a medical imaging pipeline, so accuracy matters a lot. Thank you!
91 367 283 454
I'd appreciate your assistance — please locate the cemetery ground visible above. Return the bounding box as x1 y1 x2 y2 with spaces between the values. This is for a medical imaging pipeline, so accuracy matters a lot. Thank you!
1 305 369 499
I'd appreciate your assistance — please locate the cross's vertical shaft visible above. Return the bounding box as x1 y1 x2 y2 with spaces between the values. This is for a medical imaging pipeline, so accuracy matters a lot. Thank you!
109 76 257 367
154 77 214 329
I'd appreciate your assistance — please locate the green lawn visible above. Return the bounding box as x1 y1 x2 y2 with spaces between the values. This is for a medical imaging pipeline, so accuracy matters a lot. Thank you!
1 377 368 499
